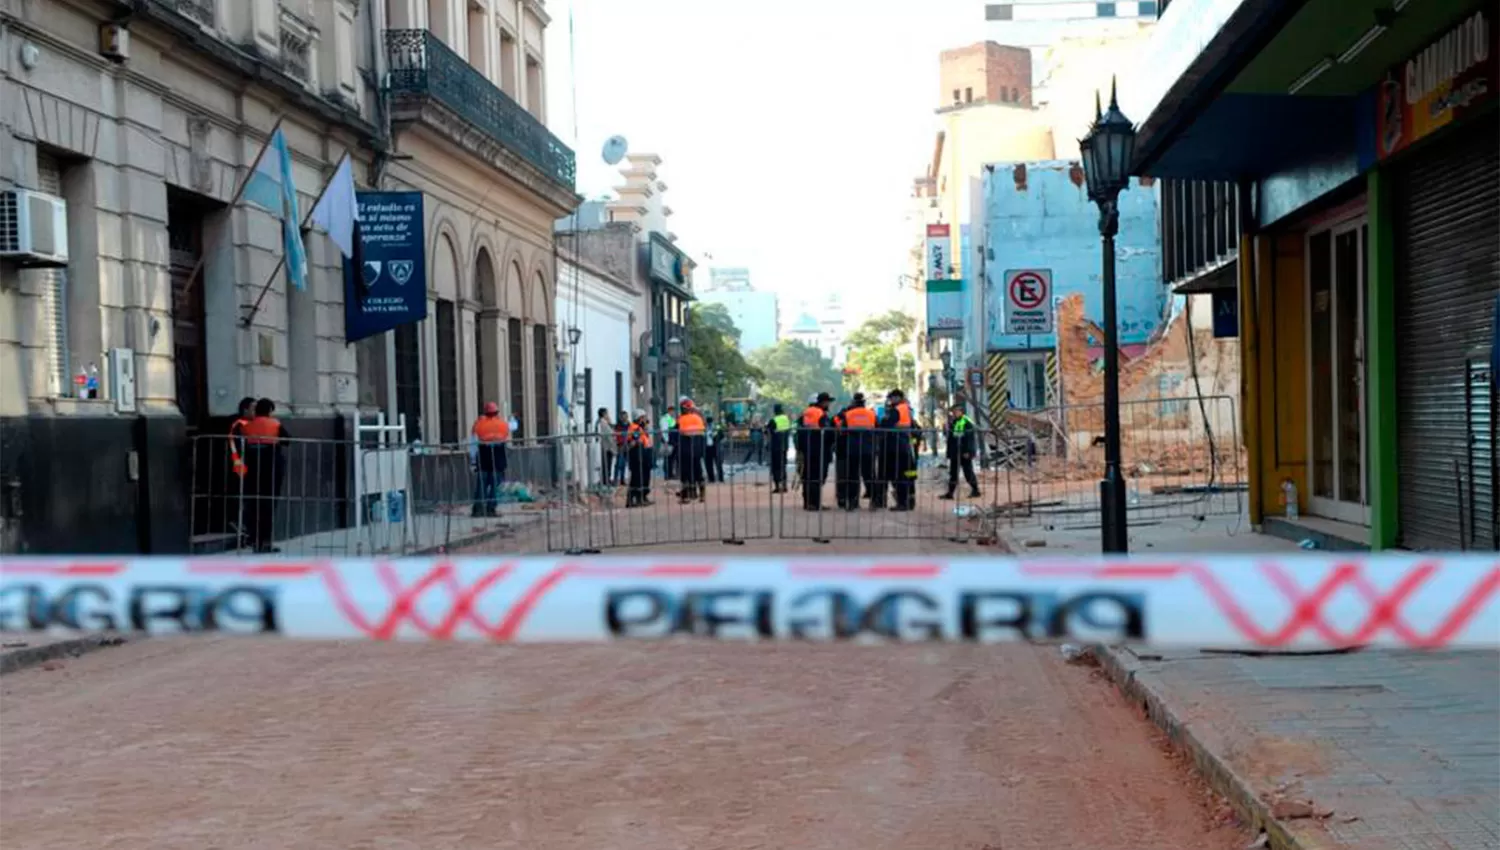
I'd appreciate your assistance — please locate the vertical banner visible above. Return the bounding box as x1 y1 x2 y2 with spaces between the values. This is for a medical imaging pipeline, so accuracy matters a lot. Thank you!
925 223 951 282
344 191 428 344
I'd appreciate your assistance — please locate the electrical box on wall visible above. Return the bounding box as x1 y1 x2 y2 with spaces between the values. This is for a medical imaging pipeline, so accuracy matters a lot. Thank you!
110 348 136 413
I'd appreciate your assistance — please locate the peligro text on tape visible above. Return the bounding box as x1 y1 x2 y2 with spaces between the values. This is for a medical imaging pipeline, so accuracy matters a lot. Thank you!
1 556 1497 649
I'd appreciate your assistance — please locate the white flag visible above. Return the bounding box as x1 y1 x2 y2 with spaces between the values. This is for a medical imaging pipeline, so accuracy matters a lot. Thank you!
310 155 359 259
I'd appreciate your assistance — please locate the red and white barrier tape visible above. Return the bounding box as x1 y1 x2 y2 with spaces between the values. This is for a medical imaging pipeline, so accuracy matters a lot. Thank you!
2 556 1497 649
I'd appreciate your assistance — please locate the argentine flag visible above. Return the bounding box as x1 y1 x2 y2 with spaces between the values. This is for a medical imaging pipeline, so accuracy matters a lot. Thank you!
241 128 309 291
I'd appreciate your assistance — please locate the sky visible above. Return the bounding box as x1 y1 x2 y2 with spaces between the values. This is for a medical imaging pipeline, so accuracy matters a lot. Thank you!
544 0 991 322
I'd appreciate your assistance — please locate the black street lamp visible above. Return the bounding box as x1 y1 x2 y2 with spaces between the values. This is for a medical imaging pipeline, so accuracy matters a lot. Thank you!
1079 80 1137 555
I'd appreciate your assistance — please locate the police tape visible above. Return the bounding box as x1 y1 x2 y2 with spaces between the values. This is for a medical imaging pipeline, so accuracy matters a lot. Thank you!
1 556 1497 649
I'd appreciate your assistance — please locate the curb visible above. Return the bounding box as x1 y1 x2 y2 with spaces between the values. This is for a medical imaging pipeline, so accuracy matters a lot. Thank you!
1095 645 1333 850
0 634 129 676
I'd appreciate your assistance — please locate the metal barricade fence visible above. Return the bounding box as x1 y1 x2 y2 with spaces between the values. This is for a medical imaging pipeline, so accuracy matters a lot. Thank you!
983 394 1246 529
189 429 566 557
776 426 1002 543
188 397 1243 555
538 431 775 553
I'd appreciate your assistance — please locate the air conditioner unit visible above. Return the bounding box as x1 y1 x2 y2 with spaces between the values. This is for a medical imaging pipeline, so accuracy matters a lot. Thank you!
0 188 69 267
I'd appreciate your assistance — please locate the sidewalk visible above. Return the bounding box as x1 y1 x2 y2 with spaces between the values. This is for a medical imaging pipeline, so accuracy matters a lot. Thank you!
1000 513 1300 554
1101 647 1500 850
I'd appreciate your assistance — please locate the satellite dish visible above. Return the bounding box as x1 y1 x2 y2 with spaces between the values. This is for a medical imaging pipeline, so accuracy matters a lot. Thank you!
602 135 629 166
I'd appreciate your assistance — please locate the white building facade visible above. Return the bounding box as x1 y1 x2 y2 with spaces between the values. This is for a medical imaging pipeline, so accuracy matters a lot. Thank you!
555 250 637 429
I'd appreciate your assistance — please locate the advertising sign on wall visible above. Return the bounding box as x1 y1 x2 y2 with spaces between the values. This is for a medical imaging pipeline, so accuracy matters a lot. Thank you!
1376 8 1497 161
926 278 965 339
344 191 428 343
926 223 951 282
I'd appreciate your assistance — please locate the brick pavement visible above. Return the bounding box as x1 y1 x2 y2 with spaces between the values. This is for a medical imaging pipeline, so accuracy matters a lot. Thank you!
1101 646 1500 850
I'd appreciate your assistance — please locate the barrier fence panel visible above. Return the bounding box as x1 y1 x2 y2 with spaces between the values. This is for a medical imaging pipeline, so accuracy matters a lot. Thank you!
187 398 1243 555
776 427 1003 543
189 432 565 557
983 394 1246 530
539 433 775 553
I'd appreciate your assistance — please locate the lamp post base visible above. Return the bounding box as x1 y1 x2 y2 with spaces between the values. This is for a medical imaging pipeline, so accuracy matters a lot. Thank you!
1099 470 1129 554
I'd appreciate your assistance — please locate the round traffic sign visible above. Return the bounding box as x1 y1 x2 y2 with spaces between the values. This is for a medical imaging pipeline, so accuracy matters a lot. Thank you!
1009 272 1047 310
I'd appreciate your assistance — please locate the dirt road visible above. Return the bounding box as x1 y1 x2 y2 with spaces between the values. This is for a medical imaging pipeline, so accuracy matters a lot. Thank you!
0 638 1244 850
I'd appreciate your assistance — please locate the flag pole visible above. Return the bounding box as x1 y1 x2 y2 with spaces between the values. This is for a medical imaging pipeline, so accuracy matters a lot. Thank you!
239 151 350 329
177 115 287 302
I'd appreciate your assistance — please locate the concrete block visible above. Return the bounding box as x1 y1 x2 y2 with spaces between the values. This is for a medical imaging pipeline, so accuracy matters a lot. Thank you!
121 83 164 130
120 124 166 175
120 168 168 221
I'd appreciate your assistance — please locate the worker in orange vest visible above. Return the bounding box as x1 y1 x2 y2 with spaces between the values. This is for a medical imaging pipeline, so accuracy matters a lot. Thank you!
240 398 288 552
675 398 708 503
223 396 255 542
797 392 834 511
878 388 918 511
838 393 878 511
471 401 511 516
625 409 655 507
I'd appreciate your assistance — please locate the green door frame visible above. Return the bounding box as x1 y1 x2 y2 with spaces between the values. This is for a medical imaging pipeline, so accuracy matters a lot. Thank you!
1365 169 1399 550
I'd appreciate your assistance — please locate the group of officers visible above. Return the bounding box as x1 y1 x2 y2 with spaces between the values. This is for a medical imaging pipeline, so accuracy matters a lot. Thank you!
766 389 982 512
561 389 983 512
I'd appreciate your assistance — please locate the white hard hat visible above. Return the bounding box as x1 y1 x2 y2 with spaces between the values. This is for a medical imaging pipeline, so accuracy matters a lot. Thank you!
633 408 646 418
807 394 818 404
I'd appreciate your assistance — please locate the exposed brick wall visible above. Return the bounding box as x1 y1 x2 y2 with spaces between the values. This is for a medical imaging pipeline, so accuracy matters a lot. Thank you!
938 42 1032 109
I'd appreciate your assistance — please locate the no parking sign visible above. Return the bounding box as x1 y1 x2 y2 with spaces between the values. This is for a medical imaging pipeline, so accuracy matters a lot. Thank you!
1003 269 1053 335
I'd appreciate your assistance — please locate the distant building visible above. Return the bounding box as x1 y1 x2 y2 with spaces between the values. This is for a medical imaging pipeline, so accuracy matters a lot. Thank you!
782 295 847 367
698 268 779 354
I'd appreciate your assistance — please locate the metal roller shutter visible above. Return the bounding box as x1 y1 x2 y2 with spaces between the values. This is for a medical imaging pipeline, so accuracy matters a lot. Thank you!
1394 121 1499 551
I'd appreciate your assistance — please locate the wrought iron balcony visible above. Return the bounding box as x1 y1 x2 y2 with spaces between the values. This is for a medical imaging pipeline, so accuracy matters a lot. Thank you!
384 29 576 192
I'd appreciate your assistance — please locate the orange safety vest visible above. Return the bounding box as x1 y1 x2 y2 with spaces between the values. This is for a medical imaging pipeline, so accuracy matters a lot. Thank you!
844 407 876 428
242 416 282 445
227 417 249 477
473 415 510 443
894 401 913 428
628 422 653 449
801 406 825 427
676 411 706 435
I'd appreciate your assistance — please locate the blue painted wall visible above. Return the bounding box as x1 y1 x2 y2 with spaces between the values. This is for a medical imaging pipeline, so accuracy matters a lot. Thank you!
982 161 1166 351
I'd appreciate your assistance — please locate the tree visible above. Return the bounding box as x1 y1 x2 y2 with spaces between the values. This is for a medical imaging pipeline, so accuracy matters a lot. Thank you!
686 302 761 401
749 340 844 412
843 310 918 394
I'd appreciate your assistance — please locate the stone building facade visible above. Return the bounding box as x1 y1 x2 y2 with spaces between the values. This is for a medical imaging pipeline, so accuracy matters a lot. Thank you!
0 0 577 554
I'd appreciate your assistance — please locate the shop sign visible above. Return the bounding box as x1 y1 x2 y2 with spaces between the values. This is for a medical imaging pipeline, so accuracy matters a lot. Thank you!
1376 8 1497 161
1211 289 1238 339
649 237 685 287
926 223 951 282
926 278 965 339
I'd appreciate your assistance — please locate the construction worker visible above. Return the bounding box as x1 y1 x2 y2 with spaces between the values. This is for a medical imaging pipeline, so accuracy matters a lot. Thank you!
470 401 510 516
240 398 288 552
675 398 708 503
940 403 982 500
797 392 834 511
879 388 918 511
840 392 877 511
224 396 255 540
766 403 792 493
626 409 654 507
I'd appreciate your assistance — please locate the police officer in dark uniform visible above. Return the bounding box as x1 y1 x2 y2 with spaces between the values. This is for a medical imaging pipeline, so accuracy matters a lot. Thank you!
797 392 834 511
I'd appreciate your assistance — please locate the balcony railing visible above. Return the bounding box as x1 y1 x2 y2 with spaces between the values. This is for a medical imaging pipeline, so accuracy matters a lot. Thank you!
280 28 311 83
384 29 576 191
